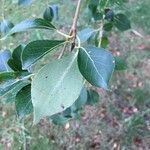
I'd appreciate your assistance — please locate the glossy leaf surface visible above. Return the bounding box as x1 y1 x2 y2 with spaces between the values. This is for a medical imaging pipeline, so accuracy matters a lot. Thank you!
78 46 115 89
9 18 56 35
22 40 65 69
8 45 25 71
15 84 33 119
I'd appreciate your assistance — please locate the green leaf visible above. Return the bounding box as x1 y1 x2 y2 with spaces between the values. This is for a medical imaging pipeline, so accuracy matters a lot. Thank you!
103 23 113 31
51 87 88 125
9 18 56 35
43 7 54 22
0 19 14 35
114 14 131 31
31 52 83 124
51 114 71 126
73 87 88 110
99 0 108 10
78 46 115 89
115 56 127 70
101 36 109 48
8 45 25 71
88 0 99 14
78 28 95 43
104 9 114 21
87 89 99 105
18 0 32 6
0 72 31 103
22 40 65 69
93 12 103 21
15 84 33 119
0 50 12 72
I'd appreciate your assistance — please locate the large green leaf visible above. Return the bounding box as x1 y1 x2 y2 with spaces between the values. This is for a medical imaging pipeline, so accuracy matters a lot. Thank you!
0 72 31 103
9 18 56 35
78 46 115 89
0 50 12 72
50 87 88 125
114 14 131 31
8 45 25 71
22 40 65 69
15 84 33 119
31 52 83 124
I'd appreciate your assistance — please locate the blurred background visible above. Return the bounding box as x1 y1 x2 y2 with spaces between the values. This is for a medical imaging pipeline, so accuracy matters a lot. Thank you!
0 0 150 149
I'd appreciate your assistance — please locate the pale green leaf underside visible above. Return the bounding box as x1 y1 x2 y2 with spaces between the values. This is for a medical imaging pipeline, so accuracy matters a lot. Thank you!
31 52 83 124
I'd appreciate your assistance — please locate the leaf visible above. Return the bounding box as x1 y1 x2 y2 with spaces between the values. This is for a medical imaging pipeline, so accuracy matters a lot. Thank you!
114 13 131 31
93 12 103 21
0 50 12 72
73 87 88 110
86 89 99 105
50 87 88 125
99 0 109 9
31 52 83 124
0 72 31 103
8 45 25 71
103 23 113 31
88 0 99 14
115 56 127 70
43 7 54 22
104 9 114 21
88 0 103 21
101 36 109 48
78 28 95 43
22 40 65 69
0 19 14 35
50 5 59 20
18 0 32 6
9 18 56 35
50 114 71 126
95 35 109 48
15 84 33 119
78 46 115 89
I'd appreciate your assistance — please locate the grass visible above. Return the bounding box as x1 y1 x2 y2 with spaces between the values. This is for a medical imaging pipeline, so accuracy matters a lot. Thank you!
0 0 150 149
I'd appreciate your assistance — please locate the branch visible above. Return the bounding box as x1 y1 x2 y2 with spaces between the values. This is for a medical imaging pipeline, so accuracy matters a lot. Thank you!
71 0 82 33
69 0 82 51
58 0 82 59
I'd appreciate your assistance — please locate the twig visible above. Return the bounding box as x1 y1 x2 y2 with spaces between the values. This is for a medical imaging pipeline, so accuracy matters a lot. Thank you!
20 119 29 150
58 0 82 59
58 42 68 59
98 21 104 47
98 0 109 47
71 0 82 34
69 0 82 51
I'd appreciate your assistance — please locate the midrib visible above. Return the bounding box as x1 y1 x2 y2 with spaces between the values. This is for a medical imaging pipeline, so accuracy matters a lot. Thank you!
49 52 77 98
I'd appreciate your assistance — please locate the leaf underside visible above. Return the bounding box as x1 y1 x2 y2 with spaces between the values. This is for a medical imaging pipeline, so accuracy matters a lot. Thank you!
31 52 83 124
